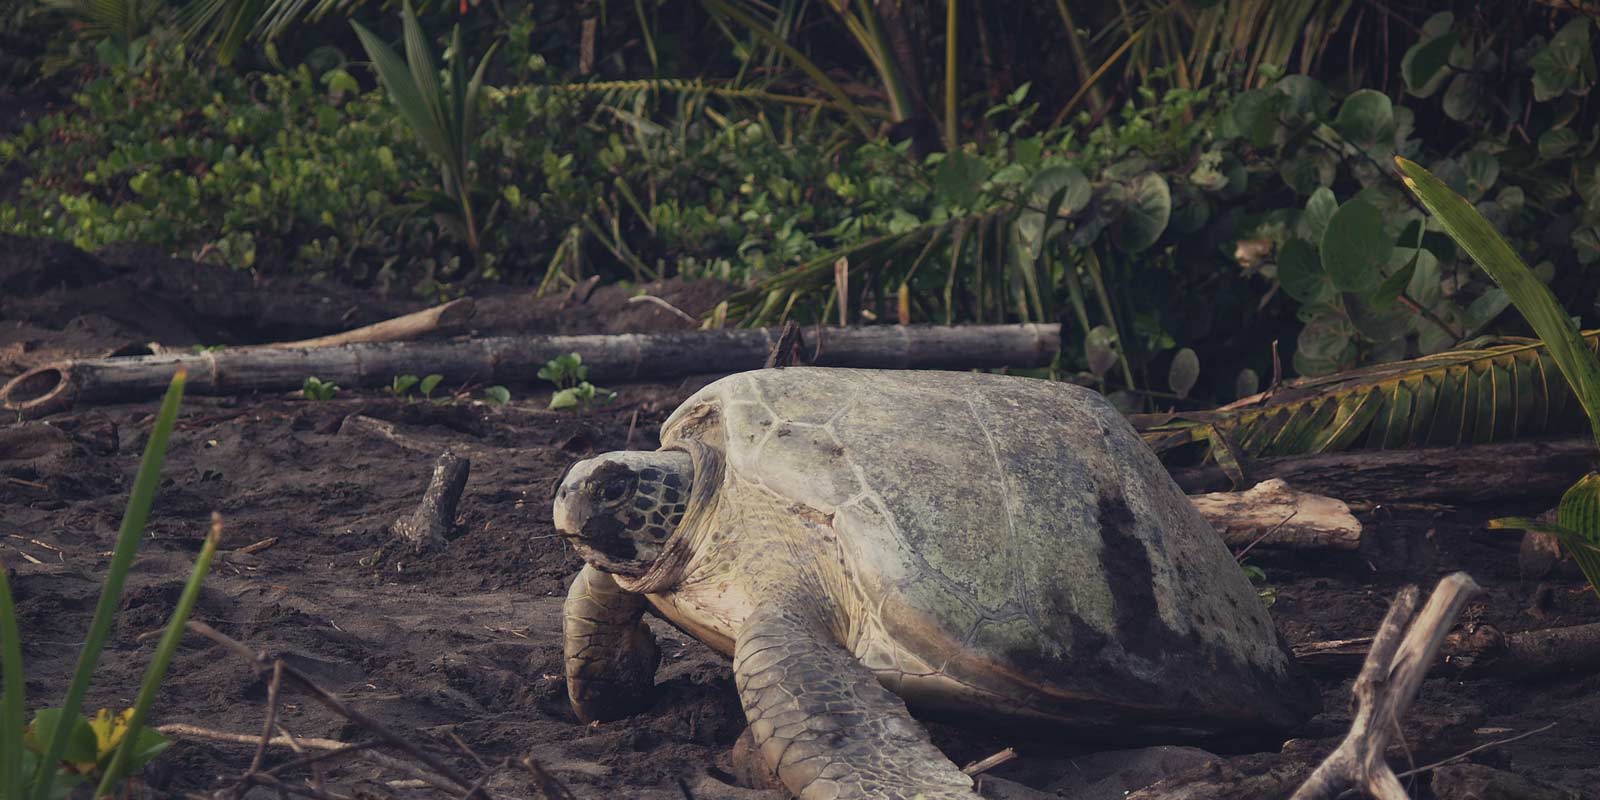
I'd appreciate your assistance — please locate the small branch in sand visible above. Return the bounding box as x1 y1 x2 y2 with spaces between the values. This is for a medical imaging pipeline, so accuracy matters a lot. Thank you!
961 747 1017 776
626 294 699 325
1289 572 1481 800
392 450 470 552
184 621 485 795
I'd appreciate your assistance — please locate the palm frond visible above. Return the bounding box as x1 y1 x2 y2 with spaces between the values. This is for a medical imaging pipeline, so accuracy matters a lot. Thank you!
1138 332 1600 461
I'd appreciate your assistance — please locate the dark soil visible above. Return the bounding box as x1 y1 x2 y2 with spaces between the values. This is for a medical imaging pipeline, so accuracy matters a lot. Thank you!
3 239 1598 799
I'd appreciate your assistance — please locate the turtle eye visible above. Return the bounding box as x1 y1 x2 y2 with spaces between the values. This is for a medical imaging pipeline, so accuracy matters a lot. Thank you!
601 475 633 503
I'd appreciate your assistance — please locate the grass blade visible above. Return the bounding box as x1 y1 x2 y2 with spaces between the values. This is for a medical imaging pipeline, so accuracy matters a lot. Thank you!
30 370 186 800
1 555 24 800
94 514 223 798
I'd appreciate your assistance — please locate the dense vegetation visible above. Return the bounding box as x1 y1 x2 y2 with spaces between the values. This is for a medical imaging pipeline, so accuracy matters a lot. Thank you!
3 1 1599 406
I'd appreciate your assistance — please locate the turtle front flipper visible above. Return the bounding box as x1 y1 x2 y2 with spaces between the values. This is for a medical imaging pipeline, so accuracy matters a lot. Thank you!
735 604 978 800
563 564 661 722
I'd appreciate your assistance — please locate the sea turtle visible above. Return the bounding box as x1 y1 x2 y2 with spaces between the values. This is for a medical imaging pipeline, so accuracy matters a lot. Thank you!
552 367 1318 800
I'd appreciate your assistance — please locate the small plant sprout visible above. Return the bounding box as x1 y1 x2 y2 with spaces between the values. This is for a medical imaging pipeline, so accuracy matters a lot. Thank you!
301 376 339 401
538 353 615 411
483 385 511 405
387 374 421 397
418 374 444 401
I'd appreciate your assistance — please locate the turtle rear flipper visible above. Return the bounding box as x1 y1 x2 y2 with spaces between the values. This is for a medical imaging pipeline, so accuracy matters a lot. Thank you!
564 564 661 722
736 603 978 800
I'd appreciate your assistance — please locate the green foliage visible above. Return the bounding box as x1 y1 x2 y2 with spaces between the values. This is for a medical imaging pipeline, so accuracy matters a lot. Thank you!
538 354 614 411
301 376 339 401
387 374 421 397
482 385 511 405
351 0 498 255
1 373 204 800
1399 156 1600 598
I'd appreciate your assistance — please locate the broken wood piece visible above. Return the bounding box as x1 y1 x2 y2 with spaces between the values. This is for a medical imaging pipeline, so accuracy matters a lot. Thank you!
0 323 1060 417
1296 619 1600 679
1171 438 1596 504
392 451 469 553
1443 620 1600 678
1188 479 1362 551
260 298 475 350
1289 572 1481 800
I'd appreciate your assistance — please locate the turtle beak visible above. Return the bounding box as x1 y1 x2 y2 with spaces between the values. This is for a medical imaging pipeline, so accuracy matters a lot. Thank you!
552 478 589 538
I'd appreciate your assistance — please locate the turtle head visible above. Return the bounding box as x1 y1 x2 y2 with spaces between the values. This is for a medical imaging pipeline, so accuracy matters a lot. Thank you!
553 450 695 576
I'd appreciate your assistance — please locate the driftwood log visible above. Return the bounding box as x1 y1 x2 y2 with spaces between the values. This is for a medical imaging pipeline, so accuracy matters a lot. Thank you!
262 298 475 350
1289 572 1480 800
1188 479 1362 551
1172 438 1597 504
0 323 1060 418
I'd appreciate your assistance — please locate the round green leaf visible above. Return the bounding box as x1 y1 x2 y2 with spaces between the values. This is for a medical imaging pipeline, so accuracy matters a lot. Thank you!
1168 348 1200 399
1574 226 1600 264
1402 31 1458 97
1112 173 1172 253
1234 368 1260 400
1442 73 1481 121
1539 128 1580 160
1462 151 1499 200
1320 198 1392 293
1333 90 1395 145
1277 237 1326 303
1085 325 1117 378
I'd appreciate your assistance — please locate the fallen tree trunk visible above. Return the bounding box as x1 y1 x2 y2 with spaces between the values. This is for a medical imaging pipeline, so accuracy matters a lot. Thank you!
0 324 1060 418
1188 479 1362 551
1171 438 1597 504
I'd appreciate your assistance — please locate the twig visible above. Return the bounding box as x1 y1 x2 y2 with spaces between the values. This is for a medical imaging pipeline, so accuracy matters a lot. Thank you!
1233 509 1299 562
271 723 334 793
184 622 482 794
1395 722 1558 779
763 320 804 369
234 537 279 555
519 755 577 800
248 660 286 774
626 295 699 324
392 451 470 553
157 723 350 751
961 747 1017 776
1290 572 1481 800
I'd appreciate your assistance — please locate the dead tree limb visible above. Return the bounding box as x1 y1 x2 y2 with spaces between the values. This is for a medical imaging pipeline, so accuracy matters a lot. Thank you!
1 324 1060 418
1188 479 1362 551
1172 439 1597 504
392 451 470 553
262 298 475 350
1289 572 1481 800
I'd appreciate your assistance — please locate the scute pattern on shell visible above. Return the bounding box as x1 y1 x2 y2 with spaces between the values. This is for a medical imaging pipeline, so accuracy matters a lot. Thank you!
661 367 1319 735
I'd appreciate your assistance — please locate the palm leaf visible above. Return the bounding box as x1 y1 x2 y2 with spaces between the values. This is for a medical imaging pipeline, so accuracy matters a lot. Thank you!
1397 156 1600 447
1137 332 1600 460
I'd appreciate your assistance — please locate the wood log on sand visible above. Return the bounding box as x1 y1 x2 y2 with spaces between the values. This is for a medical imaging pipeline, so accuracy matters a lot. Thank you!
1172 438 1598 504
0 323 1059 418
1188 479 1362 551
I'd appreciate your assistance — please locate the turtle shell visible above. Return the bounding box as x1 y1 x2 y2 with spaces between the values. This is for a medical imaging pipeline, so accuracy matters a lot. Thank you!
660 367 1319 738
